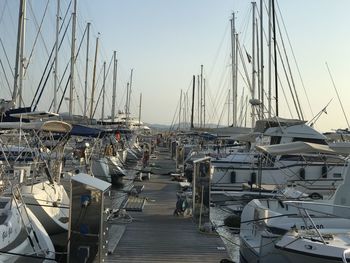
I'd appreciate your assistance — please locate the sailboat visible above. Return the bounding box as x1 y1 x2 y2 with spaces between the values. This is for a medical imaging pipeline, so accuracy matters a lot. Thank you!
0 184 55 262
239 142 350 263
211 117 346 201
0 120 72 235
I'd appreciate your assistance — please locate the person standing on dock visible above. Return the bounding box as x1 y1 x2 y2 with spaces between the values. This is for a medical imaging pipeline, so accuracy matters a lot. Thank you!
142 150 150 167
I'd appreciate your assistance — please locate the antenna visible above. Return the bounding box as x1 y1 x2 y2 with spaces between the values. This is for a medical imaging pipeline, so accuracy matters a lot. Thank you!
326 62 350 129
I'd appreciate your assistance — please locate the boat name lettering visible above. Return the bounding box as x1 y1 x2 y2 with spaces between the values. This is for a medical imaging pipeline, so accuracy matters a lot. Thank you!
300 224 324 230
2 227 13 241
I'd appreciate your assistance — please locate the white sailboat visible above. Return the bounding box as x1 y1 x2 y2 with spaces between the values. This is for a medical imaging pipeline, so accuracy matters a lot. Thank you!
211 118 346 198
0 120 72 235
0 191 55 262
239 142 350 263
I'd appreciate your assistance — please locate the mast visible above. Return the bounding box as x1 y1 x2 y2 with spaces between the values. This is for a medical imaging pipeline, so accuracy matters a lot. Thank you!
228 89 231 126
268 0 272 117
256 17 260 119
179 90 182 130
125 82 129 117
231 13 237 127
18 0 26 107
272 0 278 116
197 75 200 126
53 0 60 113
190 75 195 129
12 0 25 105
184 93 188 128
127 69 133 121
83 22 90 118
203 78 206 128
111 51 117 122
251 2 257 127
69 0 77 116
260 0 264 119
138 93 142 126
101 61 106 121
200 65 203 128
234 32 238 126
89 34 99 120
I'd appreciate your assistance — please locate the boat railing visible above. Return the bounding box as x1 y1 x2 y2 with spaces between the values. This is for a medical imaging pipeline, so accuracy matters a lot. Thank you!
296 206 326 244
284 200 350 219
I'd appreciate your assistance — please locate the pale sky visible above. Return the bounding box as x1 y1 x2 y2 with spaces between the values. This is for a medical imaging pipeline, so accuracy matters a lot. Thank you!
1 0 350 132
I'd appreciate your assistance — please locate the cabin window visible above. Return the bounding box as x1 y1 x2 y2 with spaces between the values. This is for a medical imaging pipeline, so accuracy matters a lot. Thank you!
292 137 327 145
0 201 8 209
270 136 281 145
279 155 304 161
333 173 342 178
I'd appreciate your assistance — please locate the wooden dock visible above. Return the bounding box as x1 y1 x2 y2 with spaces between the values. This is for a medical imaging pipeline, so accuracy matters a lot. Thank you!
105 148 229 263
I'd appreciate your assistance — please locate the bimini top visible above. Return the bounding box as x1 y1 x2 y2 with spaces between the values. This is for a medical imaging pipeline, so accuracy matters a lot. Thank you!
10 111 59 120
0 120 72 133
256 141 336 155
70 124 132 138
254 117 307 133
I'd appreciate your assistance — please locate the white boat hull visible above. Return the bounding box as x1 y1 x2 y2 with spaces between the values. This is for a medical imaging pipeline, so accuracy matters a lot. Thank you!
21 181 70 235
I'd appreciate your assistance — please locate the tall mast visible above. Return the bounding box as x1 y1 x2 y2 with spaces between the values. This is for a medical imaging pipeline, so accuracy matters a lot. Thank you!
179 90 182 130
251 2 257 127
12 0 25 106
125 82 129 116
272 0 278 116
197 75 200 126
83 22 91 118
101 61 106 121
256 18 260 119
18 0 26 107
138 93 142 126
200 64 203 128
69 0 77 116
260 0 264 119
127 69 133 120
53 0 60 113
190 75 195 129
203 78 206 128
111 51 117 122
231 13 237 127
228 89 231 126
184 93 187 128
89 34 99 120
268 0 272 117
234 33 238 123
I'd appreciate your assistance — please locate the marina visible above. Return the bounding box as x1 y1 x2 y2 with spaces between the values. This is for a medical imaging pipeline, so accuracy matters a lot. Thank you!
1 0 350 262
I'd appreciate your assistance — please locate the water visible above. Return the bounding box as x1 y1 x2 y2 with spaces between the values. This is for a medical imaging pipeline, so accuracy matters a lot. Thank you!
211 206 241 262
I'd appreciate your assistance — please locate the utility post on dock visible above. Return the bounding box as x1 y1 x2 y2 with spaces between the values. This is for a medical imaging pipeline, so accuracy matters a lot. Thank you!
68 174 111 263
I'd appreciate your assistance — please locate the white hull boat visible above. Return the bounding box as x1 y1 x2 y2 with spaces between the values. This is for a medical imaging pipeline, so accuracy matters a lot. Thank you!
240 156 350 263
21 181 70 235
0 196 55 262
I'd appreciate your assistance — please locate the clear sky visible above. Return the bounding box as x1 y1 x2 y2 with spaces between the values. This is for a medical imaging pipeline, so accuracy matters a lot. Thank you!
1 0 350 132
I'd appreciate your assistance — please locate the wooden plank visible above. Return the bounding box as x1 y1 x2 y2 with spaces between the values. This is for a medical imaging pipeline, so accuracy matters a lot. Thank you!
108 225 126 254
105 148 229 263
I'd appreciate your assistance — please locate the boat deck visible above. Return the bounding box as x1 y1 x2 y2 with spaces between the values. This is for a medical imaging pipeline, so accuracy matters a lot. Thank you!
105 148 229 262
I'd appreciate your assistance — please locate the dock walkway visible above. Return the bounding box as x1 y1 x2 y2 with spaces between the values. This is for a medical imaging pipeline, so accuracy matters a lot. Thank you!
106 148 229 263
